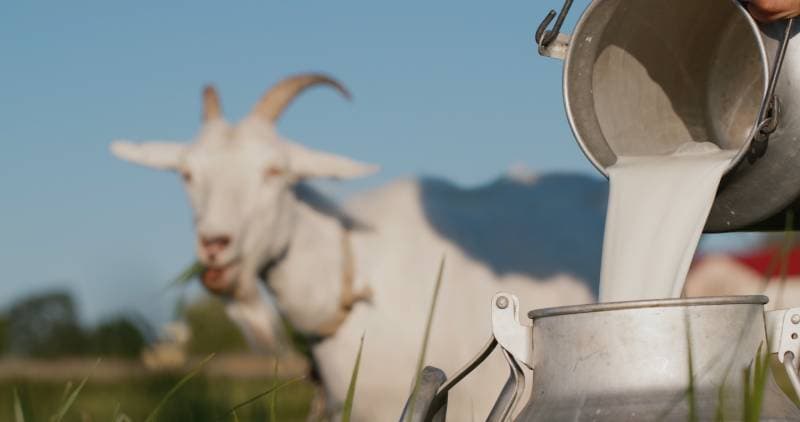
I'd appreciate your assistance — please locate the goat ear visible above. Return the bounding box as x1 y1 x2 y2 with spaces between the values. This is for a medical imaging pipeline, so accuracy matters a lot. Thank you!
110 140 187 170
285 142 379 180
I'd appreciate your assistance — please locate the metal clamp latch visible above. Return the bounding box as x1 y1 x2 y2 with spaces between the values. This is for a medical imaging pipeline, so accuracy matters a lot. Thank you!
492 293 533 369
766 307 800 396
488 293 533 421
767 307 800 366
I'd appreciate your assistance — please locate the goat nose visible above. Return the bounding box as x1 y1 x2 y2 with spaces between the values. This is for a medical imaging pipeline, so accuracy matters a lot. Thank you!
200 235 231 256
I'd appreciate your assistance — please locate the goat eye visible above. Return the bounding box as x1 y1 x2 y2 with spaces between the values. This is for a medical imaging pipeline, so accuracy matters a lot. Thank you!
181 171 192 183
265 166 284 178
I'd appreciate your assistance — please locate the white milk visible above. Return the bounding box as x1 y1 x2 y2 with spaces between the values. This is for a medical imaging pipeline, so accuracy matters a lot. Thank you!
598 142 737 302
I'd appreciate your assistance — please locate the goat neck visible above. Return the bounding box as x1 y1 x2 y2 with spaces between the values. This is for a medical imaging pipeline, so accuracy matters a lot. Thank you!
266 193 370 336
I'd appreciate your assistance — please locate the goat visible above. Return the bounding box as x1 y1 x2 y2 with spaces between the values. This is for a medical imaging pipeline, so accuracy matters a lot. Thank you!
110 73 606 420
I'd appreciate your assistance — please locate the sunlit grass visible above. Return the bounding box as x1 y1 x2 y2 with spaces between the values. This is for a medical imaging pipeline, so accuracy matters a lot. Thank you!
742 344 771 422
404 255 446 422
52 359 99 422
12 388 23 422
218 376 305 420
7 251 796 421
341 333 365 422
5 373 314 421
143 354 214 422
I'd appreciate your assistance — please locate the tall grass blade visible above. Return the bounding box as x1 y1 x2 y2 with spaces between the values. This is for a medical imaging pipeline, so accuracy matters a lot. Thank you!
13 388 25 422
342 333 366 422
405 256 446 421
111 403 133 422
714 382 726 422
51 358 100 422
143 353 215 422
166 261 205 290
684 312 698 422
59 381 73 404
270 359 278 422
110 402 121 422
743 365 752 421
743 343 770 422
217 376 304 420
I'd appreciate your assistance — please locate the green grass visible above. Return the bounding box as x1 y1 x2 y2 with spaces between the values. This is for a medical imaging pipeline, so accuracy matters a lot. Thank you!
404 255 446 422
51 359 99 422
743 344 771 422
26 250 792 421
12 388 23 422
143 354 214 422
169 261 205 289
218 376 305 420
341 333 365 422
3 374 314 422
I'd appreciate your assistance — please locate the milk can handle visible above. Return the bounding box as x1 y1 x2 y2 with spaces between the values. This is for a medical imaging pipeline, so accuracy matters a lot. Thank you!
536 0 573 49
398 366 449 422
747 17 795 162
397 336 498 422
411 337 526 422
398 293 533 422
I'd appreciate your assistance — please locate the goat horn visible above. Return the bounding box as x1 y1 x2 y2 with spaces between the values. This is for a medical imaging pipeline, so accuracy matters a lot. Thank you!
202 85 223 122
251 73 351 123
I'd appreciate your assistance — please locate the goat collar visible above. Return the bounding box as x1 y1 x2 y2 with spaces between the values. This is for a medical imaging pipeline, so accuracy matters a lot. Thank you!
311 227 372 337
262 226 372 339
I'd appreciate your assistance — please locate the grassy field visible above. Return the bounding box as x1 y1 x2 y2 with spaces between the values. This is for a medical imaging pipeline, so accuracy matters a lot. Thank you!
2 375 315 422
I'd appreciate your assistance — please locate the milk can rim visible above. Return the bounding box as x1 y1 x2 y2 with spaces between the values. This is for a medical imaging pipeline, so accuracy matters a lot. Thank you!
562 0 769 178
528 295 769 320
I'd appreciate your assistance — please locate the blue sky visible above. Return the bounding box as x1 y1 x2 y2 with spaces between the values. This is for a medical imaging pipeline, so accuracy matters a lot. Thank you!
0 1 756 325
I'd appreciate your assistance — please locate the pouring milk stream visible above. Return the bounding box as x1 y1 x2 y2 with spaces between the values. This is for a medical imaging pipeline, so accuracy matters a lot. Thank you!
598 143 737 302
536 0 800 302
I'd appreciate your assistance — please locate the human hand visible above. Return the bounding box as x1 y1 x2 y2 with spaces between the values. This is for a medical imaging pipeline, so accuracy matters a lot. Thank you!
747 0 800 22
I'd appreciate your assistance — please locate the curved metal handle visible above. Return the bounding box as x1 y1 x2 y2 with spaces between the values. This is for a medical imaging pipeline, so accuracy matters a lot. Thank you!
535 0 573 48
400 293 533 422
424 336 498 421
420 335 526 422
748 17 795 162
487 349 527 422
535 0 574 59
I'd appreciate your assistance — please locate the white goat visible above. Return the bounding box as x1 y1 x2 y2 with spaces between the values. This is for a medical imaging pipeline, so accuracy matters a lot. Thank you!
110 74 605 420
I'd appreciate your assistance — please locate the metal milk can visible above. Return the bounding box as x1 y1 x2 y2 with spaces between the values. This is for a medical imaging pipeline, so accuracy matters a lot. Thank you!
400 294 800 421
398 1 800 420
537 0 800 232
